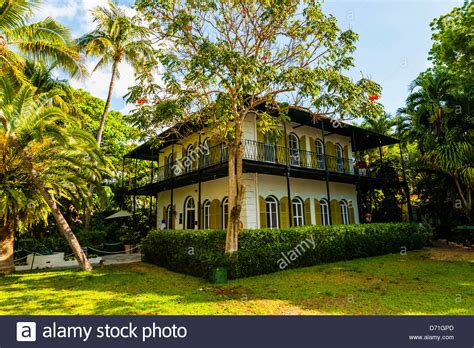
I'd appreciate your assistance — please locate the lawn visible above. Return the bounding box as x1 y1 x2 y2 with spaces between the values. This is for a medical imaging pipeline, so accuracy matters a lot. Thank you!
1 248 472 315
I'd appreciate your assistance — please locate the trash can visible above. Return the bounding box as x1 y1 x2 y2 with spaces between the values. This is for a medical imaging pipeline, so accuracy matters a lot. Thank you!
209 267 228 284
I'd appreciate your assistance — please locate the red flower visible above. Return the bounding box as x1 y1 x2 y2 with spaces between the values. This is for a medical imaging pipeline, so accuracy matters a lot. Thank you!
368 95 380 102
137 98 147 105
260 56 266 61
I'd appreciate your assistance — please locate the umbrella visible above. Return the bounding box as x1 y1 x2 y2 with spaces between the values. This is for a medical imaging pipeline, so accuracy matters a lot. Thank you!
104 210 133 220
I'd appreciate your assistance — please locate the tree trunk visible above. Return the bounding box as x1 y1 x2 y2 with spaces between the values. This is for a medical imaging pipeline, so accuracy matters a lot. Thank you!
84 60 119 229
225 123 245 254
0 214 15 275
41 190 93 271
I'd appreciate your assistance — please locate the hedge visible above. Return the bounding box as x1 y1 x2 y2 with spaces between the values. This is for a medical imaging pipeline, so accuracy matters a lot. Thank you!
142 223 431 279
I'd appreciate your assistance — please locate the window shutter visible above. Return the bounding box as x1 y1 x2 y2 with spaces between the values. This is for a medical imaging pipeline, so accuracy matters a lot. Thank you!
257 131 264 143
259 196 267 228
343 145 349 171
276 133 285 164
162 207 166 225
210 199 220 229
304 198 311 225
309 138 316 168
326 141 335 171
349 205 355 224
280 196 289 228
330 199 341 225
314 199 321 225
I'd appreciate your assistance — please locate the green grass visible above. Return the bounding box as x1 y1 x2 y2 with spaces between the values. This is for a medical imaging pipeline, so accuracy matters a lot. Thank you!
1 248 472 315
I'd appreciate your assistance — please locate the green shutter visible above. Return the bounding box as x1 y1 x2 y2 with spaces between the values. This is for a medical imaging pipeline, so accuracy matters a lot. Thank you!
314 199 321 225
259 196 267 228
210 199 220 229
304 198 311 225
280 196 289 228
330 199 341 225
276 133 286 164
309 137 316 168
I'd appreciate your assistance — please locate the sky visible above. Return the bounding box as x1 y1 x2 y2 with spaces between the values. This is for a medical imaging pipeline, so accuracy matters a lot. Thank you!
34 0 463 117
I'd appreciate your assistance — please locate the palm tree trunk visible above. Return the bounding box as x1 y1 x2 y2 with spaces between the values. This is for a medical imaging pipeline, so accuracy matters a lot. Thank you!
0 214 15 275
96 60 119 147
84 60 119 229
41 190 93 271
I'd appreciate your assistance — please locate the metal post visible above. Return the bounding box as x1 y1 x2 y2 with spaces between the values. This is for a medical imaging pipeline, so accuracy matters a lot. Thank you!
283 122 293 227
321 119 332 224
399 142 413 222
198 132 202 229
121 156 125 210
351 128 364 223
170 136 175 229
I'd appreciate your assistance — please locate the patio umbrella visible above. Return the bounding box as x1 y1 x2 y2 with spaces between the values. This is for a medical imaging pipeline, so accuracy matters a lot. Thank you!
104 210 133 220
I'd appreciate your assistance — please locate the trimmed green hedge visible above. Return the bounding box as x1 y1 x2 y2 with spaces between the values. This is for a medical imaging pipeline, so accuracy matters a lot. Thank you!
142 223 431 279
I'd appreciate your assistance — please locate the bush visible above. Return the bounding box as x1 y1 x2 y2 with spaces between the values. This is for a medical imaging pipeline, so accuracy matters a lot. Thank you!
142 223 431 279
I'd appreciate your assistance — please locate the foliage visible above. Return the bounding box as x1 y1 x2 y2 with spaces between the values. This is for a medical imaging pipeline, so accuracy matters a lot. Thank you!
142 223 431 279
0 0 85 83
429 2 473 83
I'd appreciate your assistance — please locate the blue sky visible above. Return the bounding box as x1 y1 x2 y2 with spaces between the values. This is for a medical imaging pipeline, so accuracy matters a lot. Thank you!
35 0 462 117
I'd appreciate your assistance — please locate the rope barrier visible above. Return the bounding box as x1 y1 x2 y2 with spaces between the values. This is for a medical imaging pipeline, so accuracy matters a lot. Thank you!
102 242 122 246
87 245 141 254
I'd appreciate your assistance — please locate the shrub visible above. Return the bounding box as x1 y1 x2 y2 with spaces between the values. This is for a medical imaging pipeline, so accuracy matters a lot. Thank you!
142 223 431 279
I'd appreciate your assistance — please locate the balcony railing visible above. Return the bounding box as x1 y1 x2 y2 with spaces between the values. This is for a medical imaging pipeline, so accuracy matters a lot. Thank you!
131 140 356 189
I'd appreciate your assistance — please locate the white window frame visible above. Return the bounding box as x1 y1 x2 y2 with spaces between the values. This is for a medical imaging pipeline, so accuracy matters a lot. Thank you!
316 139 325 170
265 196 280 229
320 199 330 225
289 133 300 166
184 196 195 229
222 197 229 229
292 197 304 226
335 143 344 172
166 205 173 229
340 199 350 225
202 200 211 229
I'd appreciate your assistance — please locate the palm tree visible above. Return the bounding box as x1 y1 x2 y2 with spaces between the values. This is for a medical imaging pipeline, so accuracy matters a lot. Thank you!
403 70 473 218
0 0 85 83
0 77 110 274
361 112 396 135
77 0 153 146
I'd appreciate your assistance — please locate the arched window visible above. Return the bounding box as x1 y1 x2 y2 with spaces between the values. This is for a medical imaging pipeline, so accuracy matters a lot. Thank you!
263 133 276 163
166 205 173 229
292 197 305 226
320 198 330 225
289 133 300 166
184 145 194 172
340 199 350 224
315 139 325 170
335 143 344 172
265 196 279 229
202 138 210 168
202 200 211 229
222 197 229 229
184 196 195 229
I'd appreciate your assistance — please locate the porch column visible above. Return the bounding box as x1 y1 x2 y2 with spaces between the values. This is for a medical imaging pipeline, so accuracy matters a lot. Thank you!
351 128 364 224
170 136 175 229
283 121 293 227
399 143 413 222
321 119 332 224
198 132 202 229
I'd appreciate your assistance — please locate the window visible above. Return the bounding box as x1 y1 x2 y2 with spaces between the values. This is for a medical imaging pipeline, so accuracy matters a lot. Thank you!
265 196 279 228
202 200 211 229
166 205 173 229
185 145 194 172
222 197 229 229
340 199 350 224
289 133 300 166
166 153 174 178
320 199 330 225
292 197 304 226
335 144 344 172
263 133 276 162
315 139 325 170
184 196 195 229
202 139 210 167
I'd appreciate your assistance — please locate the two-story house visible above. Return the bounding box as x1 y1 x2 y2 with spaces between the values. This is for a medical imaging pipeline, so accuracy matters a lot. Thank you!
124 107 408 230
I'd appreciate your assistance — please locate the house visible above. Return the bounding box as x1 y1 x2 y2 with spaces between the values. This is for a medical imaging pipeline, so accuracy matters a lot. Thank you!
124 107 410 230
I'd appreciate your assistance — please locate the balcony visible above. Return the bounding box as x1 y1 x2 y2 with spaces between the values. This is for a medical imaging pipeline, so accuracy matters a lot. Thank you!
130 140 355 189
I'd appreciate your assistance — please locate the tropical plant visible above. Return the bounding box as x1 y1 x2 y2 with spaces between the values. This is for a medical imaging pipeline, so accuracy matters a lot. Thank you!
0 0 85 83
0 77 110 274
76 0 154 146
361 112 396 136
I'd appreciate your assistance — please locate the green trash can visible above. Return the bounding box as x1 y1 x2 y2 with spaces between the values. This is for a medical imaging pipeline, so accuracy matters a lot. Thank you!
209 267 228 284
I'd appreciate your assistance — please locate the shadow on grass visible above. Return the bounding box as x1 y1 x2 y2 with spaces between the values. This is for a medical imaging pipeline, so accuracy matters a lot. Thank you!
0 249 472 315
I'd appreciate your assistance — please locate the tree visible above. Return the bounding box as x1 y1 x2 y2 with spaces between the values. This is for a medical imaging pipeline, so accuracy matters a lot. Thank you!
76 0 154 147
361 112 396 136
129 0 383 253
402 69 473 220
0 0 85 83
0 78 110 274
429 1 473 84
